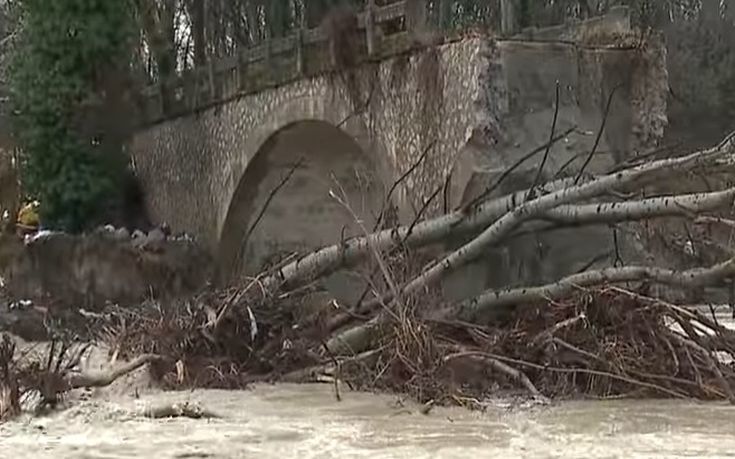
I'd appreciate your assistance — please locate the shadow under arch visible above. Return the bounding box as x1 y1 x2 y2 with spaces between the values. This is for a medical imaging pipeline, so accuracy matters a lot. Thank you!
216 120 388 299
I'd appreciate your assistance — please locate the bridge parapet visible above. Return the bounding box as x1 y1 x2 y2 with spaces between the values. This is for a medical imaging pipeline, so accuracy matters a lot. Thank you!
140 1 423 125
139 2 635 128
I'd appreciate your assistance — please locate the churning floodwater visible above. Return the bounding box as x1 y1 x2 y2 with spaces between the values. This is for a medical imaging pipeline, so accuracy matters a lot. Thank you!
3 309 735 459
2 383 735 459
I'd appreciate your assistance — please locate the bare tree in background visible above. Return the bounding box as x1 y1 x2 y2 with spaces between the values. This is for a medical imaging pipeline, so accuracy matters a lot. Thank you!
0 0 19 226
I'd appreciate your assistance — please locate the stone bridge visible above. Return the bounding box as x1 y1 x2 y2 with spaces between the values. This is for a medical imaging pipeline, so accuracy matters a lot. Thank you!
130 4 667 299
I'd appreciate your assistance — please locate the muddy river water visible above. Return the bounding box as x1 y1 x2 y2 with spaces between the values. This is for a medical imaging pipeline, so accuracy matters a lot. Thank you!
3 383 735 459
3 309 735 459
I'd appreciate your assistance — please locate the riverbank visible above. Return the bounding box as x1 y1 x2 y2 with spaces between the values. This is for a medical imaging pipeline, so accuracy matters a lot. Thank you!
6 134 735 415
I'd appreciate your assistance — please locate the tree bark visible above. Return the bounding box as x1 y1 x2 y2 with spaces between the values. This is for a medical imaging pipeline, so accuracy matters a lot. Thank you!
541 188 735 224
457 257 735 322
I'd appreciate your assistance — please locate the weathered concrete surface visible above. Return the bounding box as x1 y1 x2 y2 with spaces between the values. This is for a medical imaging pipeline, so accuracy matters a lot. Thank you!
131 15 667 299
442 33 668 300
0 232 212 308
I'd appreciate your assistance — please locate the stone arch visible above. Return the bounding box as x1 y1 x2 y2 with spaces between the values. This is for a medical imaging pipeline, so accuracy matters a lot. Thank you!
217 118 390 291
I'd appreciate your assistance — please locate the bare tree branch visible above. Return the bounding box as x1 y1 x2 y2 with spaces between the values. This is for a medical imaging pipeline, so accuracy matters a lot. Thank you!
396 130 735 304
542 188 735 224
457 257 735 322
527 80 560 201
443 351 545 399
66 354 162 390
258 131 735 308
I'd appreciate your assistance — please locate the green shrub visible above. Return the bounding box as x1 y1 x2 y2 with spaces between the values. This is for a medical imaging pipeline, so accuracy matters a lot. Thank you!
9 0 135 232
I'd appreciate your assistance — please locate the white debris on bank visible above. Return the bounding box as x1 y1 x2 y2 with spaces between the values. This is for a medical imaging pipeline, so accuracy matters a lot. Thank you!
21 223 197 252
665 306 735 364
8 299 33 311
23 229 58 244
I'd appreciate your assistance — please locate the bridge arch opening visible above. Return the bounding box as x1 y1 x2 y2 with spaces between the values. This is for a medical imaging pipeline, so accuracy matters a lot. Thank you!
217 120 387 294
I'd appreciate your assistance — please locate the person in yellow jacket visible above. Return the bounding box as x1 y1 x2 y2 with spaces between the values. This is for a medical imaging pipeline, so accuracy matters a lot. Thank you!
17 200 40 231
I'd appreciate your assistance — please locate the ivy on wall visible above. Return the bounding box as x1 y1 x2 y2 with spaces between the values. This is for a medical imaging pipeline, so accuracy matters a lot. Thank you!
8 0 136 231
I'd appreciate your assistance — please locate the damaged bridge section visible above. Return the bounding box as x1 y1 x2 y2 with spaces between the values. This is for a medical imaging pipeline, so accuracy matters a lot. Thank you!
129 5 668 300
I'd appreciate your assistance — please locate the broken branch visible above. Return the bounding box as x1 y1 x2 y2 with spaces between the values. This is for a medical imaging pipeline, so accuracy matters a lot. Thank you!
397 131 735 305
444 351 545 399
66 354 163 389
457 257 735 322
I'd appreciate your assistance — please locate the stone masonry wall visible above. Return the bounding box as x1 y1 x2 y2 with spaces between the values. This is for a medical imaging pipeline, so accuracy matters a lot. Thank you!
131 29 668 297
130 36 493 255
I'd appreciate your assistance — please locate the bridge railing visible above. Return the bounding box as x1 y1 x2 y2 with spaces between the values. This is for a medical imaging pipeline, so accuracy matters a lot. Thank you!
140 0 513 125
141 1 408 124
138 1 630 126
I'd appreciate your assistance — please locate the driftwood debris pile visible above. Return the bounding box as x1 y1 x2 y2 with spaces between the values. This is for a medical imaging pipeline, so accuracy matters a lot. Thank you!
101 130 735 405
83 269 735 409
5 130 735 419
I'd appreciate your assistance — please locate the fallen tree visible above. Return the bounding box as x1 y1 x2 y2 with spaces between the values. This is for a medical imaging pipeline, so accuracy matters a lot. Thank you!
322 131 735 354
456 256 735 322
250 130 735 300
0 334 162 421
7 130 735 420
126 131 735 403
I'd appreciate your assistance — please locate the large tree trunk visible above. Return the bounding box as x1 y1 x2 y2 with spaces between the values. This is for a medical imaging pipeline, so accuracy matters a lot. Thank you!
252 132 735 306
136 0 178 81
185 0 207 66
